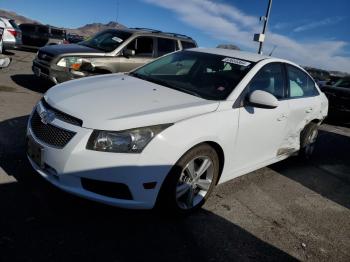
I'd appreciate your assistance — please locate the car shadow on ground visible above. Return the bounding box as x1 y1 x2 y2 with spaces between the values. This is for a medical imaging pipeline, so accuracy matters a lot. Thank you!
271 129 350 210
2 50 15 56
0 115 296 262
11 74 54 93
17 47 38 53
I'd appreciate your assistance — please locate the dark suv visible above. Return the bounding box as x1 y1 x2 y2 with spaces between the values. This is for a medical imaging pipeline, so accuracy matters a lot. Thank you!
32 28 197 83
20 23 67 49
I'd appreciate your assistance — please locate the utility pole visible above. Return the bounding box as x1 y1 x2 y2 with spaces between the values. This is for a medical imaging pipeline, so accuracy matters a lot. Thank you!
116 0 119 23
254 0 273 55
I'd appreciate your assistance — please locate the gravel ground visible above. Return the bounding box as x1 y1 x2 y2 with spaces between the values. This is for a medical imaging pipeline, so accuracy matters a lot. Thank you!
0 50 349 262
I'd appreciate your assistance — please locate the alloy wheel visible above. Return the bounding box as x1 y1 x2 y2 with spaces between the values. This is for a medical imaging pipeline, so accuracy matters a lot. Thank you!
176 156 214 210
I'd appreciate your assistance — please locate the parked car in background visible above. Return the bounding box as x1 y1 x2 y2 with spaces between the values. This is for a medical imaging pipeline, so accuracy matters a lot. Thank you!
67 33 85 44
19 23 67 49
304 67 330 83
27 48 328 213
321 77 350 114
0 25 4 53
32 27 197 83
0 17 22 52
0 54 11 68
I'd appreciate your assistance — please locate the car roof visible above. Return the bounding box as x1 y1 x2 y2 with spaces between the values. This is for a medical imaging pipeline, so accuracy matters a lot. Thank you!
112 28 195 42
189 48 273 62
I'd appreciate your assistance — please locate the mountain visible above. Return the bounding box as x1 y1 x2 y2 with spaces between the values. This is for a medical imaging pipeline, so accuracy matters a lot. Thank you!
0 9 126 37
68 21 127 37
0 9 40 24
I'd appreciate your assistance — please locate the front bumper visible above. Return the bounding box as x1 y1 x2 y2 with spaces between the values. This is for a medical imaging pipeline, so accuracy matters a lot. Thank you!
32 59 88 84
26 111 172 209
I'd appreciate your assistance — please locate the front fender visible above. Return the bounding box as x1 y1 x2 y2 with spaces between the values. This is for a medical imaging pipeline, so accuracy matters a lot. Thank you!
139 107 239 185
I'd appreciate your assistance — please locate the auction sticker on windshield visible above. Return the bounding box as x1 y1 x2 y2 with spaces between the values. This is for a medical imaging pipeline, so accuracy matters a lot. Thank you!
112 36 123 43
222 57 251 67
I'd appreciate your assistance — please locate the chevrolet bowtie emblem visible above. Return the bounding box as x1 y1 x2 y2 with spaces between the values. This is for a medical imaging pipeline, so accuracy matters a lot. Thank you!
39 109 56 125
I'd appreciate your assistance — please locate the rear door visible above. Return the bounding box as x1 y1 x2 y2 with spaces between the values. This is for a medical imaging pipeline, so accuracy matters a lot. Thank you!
284 64 321 149
156 37 178 57
233 62 291 170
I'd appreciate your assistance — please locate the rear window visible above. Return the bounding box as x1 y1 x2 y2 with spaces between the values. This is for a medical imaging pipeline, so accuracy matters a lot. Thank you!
9 20 20 30
157 38 177 56
181 41 196 49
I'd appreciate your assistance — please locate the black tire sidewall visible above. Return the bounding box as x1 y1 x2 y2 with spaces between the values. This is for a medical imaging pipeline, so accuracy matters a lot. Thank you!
299 123 319 159
157 143 220 214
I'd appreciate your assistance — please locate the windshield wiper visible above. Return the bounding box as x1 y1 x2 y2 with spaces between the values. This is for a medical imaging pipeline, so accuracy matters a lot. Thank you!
129 72 150 81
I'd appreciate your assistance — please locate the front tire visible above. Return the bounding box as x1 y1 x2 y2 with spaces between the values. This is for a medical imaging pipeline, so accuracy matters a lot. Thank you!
158 144 220 214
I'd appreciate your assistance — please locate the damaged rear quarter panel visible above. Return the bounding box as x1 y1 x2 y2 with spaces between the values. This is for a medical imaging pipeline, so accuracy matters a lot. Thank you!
281 95 326 154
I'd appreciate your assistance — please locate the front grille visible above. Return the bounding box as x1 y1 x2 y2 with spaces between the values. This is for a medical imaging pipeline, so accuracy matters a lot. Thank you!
30 110 76 148
33 61 50 75
42 99 83 127
37 50 54 63
81 178 133 200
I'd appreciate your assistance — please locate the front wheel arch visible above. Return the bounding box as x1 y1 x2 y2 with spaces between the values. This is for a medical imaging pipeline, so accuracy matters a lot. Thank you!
156 141 225 209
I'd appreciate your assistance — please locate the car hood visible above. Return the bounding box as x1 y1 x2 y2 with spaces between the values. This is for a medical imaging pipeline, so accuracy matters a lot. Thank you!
40 43 104 57
45 74 220 130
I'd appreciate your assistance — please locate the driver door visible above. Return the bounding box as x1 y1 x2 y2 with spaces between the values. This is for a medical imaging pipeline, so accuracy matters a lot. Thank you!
232 63 291 171
118 36 155 72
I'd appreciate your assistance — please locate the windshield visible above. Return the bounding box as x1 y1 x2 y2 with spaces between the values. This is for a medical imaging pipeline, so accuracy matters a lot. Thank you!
79 30 132 52
131 51 255 100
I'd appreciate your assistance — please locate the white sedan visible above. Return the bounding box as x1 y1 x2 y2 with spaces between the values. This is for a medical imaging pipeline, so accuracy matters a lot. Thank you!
26 48 328 213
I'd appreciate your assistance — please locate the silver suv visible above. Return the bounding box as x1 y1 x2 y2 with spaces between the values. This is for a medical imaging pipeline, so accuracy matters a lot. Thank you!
0 17 22 52
32 28 197 83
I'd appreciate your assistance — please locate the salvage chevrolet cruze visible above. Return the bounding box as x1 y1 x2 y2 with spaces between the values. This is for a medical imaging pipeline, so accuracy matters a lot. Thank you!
27 48 328 213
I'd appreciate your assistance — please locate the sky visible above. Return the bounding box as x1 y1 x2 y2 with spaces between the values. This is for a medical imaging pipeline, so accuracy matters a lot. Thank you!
1 0 350 72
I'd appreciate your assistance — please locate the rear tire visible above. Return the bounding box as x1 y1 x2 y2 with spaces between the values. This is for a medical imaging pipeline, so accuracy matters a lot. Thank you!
298 122 319 159
157 143 219 214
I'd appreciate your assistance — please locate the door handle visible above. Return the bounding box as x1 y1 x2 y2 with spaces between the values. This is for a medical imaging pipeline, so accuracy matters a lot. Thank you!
305 107 313 113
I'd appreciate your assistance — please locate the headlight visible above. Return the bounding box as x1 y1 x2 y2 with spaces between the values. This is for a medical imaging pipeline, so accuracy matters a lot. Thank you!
86 124 172 153
57 57 83 70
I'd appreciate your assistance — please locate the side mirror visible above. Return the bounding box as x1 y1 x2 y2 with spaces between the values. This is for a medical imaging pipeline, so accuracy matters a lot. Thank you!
248 90 279 109
0 56 11 69
123 49 135 58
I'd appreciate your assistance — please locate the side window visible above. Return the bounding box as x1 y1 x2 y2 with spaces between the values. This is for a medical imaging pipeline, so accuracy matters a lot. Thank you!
20 24 36 33
37 26 49 36
287 65 319 98
126 37 154 57
181 41 196 49
247 63 285 99
157 38 177 57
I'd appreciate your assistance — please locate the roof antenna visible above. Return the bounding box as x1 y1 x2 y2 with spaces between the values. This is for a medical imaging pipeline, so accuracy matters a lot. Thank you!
269 45 277 56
